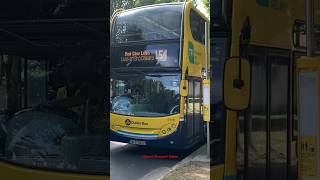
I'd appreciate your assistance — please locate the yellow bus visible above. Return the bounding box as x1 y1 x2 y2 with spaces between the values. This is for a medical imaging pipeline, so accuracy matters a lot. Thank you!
211 0 320 180
0 1 109 179
110 1 210 149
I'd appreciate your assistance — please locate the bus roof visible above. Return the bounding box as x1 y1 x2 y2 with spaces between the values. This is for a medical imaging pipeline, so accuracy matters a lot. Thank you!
113 2 209 23
118 2 184 14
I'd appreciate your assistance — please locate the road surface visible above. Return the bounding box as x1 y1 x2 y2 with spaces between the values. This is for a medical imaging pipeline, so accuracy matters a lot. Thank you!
110 141 195 180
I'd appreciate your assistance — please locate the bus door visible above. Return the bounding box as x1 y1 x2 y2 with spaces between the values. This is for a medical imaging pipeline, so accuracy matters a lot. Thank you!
237 47 293 180
185 5 207 147
194 80 203 140
186 79 204 146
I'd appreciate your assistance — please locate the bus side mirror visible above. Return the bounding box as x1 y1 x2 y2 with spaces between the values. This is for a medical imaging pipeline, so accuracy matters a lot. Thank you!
180 80 188 97
223 57 251 111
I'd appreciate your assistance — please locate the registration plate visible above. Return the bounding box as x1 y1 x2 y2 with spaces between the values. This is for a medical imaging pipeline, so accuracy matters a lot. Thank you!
129 140 146 146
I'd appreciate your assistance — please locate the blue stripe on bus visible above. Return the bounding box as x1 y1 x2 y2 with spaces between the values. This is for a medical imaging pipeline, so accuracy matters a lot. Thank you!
116 130 159 137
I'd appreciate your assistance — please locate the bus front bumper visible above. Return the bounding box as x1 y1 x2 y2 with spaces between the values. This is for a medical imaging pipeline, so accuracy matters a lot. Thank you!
110 122 186 149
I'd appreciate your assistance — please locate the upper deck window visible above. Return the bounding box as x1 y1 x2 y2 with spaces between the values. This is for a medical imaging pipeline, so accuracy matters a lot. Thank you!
112 4 183 43
189 9 205 44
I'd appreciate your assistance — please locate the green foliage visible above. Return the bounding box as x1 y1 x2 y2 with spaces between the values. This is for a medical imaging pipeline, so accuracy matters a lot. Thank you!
200 0 209 17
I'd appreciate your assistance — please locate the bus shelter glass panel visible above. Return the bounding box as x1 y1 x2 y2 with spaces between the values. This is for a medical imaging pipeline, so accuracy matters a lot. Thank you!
237 53 267 180
211 37 228 165
0 54 108 175
269 56 289 179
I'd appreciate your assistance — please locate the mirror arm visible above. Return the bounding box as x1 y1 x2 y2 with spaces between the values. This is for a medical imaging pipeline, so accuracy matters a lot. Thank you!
234 34 244 89
234 17 251 90
239 34 243 81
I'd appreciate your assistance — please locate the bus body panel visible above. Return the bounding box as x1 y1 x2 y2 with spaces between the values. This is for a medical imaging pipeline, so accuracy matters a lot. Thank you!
211 164 224 180
231 0 306 50
111 120 204 150
110 121 186 149
182 2 208 78
110 113 180 138
0 162 108 180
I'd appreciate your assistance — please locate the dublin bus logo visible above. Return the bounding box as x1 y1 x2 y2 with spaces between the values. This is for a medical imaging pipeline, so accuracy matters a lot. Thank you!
125 119 131 126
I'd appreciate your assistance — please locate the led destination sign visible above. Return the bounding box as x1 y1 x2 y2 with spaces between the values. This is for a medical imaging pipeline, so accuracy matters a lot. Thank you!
111 43 180 68
121 49 168 62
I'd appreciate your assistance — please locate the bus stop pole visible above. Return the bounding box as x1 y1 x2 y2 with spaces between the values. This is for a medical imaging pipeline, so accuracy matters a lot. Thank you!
207 121 210 158
205 22 210 158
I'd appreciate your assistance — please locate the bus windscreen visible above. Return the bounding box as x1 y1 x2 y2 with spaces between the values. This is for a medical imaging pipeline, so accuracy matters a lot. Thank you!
112 4 183 43
110 73 180 117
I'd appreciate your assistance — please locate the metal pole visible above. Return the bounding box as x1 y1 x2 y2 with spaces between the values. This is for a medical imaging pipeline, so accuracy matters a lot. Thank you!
207 122 210 158
205 22 210 158
306 0 314 57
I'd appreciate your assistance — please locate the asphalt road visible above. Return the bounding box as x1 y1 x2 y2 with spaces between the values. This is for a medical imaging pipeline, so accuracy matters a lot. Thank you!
110 141 191 180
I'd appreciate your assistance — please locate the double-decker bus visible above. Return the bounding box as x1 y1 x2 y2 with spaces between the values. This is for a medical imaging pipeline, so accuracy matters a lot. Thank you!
211 0 320 180
0 0 109 179
110 1 210 150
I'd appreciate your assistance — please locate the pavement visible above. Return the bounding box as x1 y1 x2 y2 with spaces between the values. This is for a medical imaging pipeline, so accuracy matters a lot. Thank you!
159 144 210 180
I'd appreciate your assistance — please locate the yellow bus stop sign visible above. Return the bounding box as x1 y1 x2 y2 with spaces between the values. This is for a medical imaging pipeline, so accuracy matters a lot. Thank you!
297 58 320 180
203 79 210 122
300 136 317 177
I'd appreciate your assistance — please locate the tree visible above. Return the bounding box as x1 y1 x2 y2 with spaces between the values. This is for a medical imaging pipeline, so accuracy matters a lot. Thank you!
110 0 134 16
200 0 209 18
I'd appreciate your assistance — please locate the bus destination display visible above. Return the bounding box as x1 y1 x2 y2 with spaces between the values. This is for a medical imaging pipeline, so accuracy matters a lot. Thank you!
111 43 180 68
121 49 167 62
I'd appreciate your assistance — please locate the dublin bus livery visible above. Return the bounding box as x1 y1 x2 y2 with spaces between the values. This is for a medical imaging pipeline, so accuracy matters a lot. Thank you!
110 1 210 150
